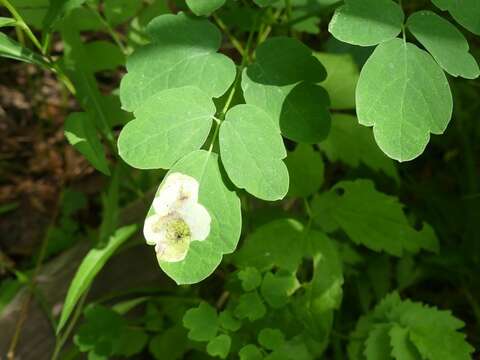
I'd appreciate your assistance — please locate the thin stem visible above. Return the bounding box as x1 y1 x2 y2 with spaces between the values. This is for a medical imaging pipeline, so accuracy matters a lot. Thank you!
0 0 44 53
87 3 128 55
51 290 89 360
284 0 292 22
213 13 245 56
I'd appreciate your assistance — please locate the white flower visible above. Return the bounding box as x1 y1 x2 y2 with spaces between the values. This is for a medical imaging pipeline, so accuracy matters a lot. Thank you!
143 172 211 262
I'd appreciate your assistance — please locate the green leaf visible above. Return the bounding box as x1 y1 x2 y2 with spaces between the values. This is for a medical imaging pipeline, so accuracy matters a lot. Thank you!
120 13 236 112
235 291 266 321
183 302 219 342
320 114 399 182
242 37 330 143
104 0 142 25
186 0 226 16
43 0 86 32
220 104 289 201
328 0 404 46
219 309 242 331
113 327 148 356
64 112 110 175
118 86 215 170
0 17 16 27
155 150 242 284
239 344 263 360
306 231 344 314
260 272 298 308
315 52 359 110
311 180 438 256
364 324 394 360
258 328 285 351
406 11 479 79
431 0 480 35
235 219 304 272
149 326 188 360
83 41 125 72
285 144 324 198
389 325 422 360
0 33 49 67
356 38 453 161
57 225 137 333
74 304 126 356
253 0 279 6
207 334 232 359
238 267 262 292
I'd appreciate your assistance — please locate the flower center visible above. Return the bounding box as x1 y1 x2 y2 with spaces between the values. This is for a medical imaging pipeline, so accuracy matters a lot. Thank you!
165 218 191 245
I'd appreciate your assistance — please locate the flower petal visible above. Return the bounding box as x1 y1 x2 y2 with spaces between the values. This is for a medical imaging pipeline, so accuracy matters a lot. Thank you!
180 203 211 241
143 214 167 245
153 172 199 215
155 236 190 263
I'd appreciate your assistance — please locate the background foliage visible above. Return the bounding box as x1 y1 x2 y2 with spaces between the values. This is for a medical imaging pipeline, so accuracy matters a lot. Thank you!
0 0 479 359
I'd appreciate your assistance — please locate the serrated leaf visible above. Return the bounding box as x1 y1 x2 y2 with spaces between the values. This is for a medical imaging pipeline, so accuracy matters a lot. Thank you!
431 0 480 35
406 11 479 79
235 219 304 272
311 180 438 256
120 13 236 112
113 327 148 357
258 328 285 351
207 334 231 359
260 272 298 308
389 325 422 360
315 52 359 109
64 112 110 175
235 291 266 321
242 37 330 143
238 267 262 292
118 86 215 170
392 300 474 360
328 0 404 46
153 150 241 284
183 302 219 342
364 324 394 360
320 114 399 182
220 104 289 201
57 225 137 333
0 33 49 67
186 0 226 16
239 344 263 360
356 38 453 161
285 144 324 198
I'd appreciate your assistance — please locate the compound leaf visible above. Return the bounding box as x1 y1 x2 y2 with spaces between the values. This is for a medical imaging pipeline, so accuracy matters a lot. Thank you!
220 104 289 201
242 37 330 143
328 0 404 46
120 13 236 112
356 38 453 161
364 324 394 360
258 328 285 351
154 150 242 284
239 344 263 360
406 11 479 79
311 180 438 256
238 267 262 292
234 291 266 321
118 86 215 170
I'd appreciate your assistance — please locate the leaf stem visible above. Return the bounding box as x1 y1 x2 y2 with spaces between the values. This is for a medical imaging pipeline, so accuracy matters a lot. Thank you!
213 13 245 57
